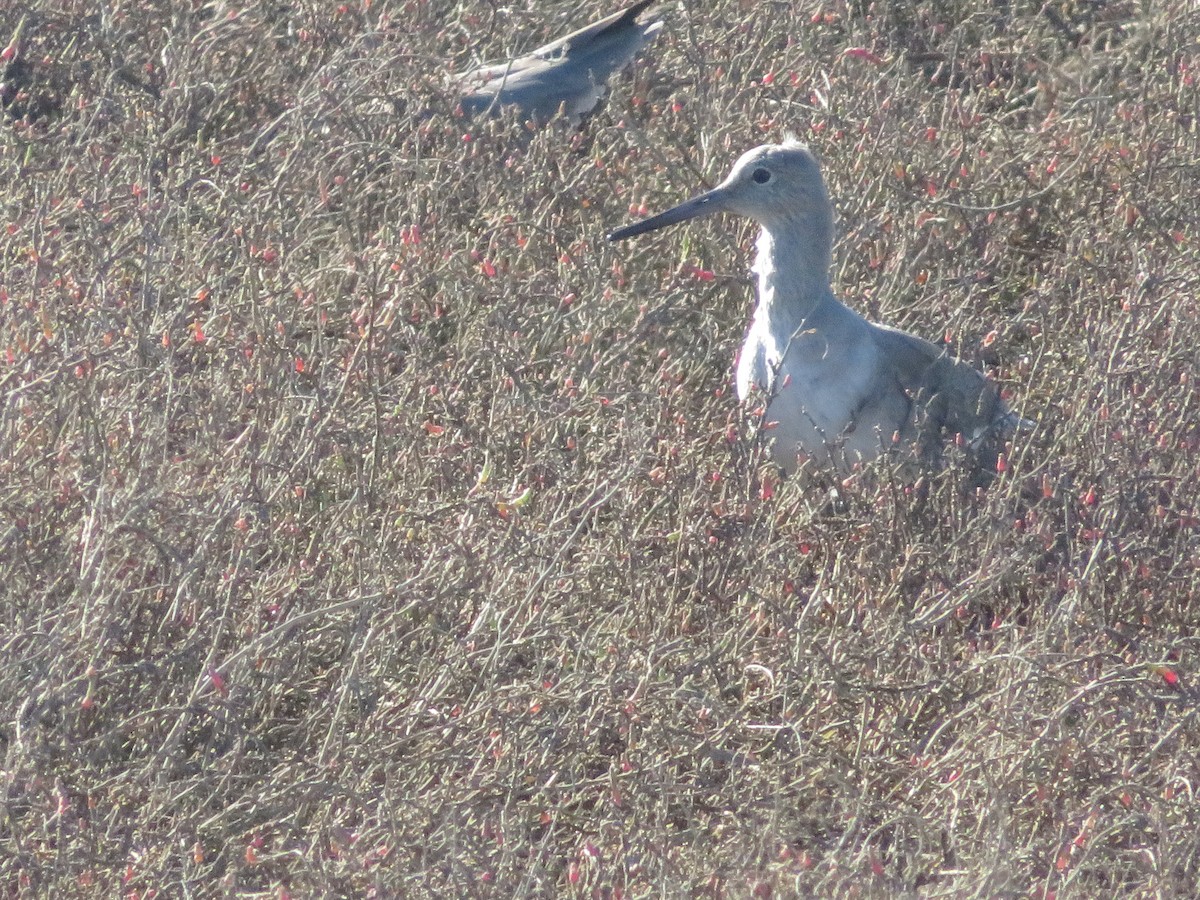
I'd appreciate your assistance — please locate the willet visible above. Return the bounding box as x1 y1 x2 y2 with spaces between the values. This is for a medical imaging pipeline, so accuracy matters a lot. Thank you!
608 140 1027 476
457 1 663 126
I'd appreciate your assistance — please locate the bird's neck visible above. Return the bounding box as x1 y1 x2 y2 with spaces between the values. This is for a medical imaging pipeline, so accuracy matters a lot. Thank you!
751 223 833 335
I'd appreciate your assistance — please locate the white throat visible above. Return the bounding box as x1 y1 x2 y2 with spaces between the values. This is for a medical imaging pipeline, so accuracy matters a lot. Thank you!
750 223 833 337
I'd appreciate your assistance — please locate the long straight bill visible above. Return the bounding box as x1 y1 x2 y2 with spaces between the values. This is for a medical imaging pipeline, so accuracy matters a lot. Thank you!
607 188 725 241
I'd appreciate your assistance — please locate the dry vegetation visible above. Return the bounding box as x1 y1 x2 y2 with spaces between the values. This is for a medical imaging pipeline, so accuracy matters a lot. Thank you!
2 0 1199 896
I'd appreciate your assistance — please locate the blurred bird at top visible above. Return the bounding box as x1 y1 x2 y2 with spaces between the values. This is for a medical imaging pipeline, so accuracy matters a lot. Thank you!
609 140 1030 477
456 1 664 126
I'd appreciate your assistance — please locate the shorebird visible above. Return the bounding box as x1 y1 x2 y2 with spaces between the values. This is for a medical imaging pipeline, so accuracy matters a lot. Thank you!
457 0 663 126
608 140 1027 476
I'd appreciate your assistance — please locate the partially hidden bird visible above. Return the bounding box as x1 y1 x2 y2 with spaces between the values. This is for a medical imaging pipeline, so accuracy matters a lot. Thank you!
608 139 1029 476
457 1 663 126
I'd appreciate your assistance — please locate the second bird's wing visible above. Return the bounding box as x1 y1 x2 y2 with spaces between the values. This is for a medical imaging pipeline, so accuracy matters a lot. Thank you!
460 1 662 122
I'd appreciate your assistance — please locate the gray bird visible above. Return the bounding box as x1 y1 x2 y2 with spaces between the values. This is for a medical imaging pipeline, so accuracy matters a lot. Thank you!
608 140 1028 476
457 1 664 126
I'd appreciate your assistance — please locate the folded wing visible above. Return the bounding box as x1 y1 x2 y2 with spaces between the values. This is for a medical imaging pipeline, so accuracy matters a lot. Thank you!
459 1 663 124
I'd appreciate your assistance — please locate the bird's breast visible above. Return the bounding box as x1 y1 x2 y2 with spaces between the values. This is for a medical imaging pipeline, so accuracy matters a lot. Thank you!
737 316 887 467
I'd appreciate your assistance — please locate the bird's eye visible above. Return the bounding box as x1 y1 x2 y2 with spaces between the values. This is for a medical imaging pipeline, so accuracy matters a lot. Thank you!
752 168 771 184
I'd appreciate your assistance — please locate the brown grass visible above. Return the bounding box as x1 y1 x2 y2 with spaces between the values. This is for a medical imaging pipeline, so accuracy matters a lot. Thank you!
2 0 1199 896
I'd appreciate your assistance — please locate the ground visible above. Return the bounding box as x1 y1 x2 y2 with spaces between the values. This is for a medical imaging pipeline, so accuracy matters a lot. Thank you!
2 0 1199 897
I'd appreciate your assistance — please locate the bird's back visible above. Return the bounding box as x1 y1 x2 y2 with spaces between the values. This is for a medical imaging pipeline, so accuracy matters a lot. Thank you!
525 0 659 66
865 322 1010 471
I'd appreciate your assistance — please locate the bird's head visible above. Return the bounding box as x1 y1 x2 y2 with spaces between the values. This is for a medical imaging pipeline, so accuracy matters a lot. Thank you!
608 139 833 241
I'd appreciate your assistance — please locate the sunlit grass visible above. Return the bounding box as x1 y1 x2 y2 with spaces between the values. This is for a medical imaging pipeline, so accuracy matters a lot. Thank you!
2 1 1199 896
